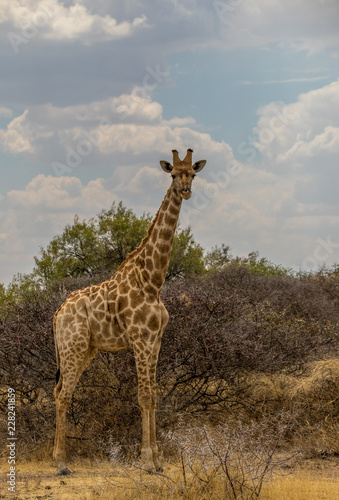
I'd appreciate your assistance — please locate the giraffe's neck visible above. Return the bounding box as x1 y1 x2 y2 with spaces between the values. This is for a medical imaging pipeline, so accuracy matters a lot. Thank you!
121 183 182 293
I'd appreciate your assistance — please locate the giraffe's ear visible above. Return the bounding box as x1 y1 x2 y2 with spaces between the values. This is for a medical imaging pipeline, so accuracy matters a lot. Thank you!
193 160 206 173
160 161 173 173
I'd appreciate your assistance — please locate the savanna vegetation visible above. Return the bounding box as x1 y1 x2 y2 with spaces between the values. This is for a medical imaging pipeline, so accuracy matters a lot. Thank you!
0 202 338 498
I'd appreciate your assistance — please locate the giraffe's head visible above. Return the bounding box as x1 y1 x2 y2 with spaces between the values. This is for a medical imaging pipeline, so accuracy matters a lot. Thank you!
160 149 206 200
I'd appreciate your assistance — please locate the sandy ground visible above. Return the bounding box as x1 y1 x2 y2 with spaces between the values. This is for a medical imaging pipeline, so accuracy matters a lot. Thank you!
0 459 143 499
1 456 339 499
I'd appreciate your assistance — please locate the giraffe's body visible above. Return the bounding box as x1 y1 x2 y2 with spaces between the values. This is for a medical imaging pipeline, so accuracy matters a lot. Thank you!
53 149 206 474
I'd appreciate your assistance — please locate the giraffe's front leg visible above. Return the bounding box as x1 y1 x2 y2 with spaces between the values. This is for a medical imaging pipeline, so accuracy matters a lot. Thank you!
140 406 154 472
134 306 168 472
149 407 161 471
134 349 155 472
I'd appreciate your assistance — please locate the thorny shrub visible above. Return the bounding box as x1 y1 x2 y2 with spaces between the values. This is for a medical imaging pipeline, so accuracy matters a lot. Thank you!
159 415 297 500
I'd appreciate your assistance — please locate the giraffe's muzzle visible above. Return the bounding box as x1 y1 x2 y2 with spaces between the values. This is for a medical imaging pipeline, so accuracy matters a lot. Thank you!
180 188 192 200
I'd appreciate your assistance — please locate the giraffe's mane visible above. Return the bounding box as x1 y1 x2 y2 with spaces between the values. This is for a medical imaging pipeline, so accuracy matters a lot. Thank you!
115 184 173 274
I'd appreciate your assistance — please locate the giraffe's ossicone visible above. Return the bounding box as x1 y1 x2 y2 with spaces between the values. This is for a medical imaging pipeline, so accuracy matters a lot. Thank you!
53 149 206 475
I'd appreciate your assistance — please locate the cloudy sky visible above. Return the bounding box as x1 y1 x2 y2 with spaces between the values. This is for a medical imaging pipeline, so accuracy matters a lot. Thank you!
0 0 338 284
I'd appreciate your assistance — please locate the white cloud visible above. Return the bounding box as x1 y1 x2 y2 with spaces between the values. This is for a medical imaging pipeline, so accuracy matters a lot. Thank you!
252 79 339 167
173 78 339 270
0 118 236 284
111 90 163 124
239 76 330 85
0 90 230 167
0 107 13 118
2 0 148 45
1 0 338 115
163 117 196 127
3 0 338 55
7 174 115 212
0 111 34 154
0 174 118 283
218 0 339 53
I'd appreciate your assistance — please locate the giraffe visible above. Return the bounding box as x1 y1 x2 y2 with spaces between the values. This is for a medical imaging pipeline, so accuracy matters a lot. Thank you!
53 149 206 475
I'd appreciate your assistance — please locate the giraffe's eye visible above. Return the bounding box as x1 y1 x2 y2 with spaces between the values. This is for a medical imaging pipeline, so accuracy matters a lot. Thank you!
171 174 176 179
192 174 196 179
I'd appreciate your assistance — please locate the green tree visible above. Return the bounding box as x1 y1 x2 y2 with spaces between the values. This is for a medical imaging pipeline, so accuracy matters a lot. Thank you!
240 251 293 276
33 201 205 284
167 226 205 280
97 203 152 268
34 216 100 282
204 243 232 271
204 246 292 277
0 283 6 306
0 274 42 314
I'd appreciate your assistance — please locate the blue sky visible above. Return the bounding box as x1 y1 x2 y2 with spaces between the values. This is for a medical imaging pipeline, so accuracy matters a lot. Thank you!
0 0 338 284
157 45 337 148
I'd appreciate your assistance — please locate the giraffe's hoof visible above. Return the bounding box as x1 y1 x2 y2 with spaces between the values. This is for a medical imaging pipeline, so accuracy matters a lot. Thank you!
56 467 71 476
145 466 155 474
145 465 163 474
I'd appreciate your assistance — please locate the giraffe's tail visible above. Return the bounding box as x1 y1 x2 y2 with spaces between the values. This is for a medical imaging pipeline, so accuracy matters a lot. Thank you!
53 310 61 385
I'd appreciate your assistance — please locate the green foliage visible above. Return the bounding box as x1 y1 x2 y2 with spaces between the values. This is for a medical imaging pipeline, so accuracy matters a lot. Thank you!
167 226 205 280
204 243 232 271
0 283 6 306
34 216 100 282
0 274 42 312
205 246 292 277
32 201 205 285
298 263 339 281
239 251 293 277
97 202 151 267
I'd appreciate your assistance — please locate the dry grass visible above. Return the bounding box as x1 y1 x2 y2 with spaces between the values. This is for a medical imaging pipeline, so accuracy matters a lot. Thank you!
1 458 338 499
291 359 339 398
261 467 339 500
245 359 339 402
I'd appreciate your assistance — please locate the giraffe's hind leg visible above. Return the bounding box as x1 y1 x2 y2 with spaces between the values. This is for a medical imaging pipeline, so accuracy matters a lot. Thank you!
53 374 63 463
149 341 163 472
54 346 98 475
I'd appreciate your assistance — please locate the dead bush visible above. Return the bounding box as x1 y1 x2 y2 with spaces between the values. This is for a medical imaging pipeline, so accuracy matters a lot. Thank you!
159 416 297 500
